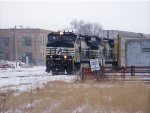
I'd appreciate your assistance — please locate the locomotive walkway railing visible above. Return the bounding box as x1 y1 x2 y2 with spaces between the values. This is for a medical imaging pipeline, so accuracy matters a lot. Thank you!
81 66 150 81
46 47 75 56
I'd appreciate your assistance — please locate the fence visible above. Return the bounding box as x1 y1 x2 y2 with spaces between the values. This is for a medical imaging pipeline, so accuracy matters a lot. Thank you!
81 66 150 81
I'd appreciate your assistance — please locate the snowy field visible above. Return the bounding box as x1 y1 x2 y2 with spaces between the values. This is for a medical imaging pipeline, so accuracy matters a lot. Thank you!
0 66 149 94
0 67 149 113
0 66 77 93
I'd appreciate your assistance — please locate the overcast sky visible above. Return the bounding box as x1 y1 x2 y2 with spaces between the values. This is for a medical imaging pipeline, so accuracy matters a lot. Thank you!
0 0 150 34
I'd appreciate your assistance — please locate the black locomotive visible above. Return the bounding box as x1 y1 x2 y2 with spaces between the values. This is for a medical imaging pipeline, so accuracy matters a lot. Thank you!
46 31 116 75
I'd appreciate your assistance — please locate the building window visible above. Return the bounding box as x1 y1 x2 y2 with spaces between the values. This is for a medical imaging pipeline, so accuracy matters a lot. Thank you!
142 48 150 52
22 52 32 62
0 37 9 46
22 37 32 46
0 52 9 60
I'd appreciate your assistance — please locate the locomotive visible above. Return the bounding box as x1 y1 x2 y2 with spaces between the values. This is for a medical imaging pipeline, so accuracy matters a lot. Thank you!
46 31 116 75
46 31 78 74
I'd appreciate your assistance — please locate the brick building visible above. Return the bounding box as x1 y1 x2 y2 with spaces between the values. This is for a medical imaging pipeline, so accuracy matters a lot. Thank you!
0 29 51 65
0 28 149 66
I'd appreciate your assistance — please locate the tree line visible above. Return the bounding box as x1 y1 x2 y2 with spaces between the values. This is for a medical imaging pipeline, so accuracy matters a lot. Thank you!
70 20 103 36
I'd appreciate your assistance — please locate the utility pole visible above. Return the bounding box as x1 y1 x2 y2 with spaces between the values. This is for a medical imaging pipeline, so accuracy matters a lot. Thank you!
12 25 23 67
14 26 17 62
12 26 18 67
79 37 84 81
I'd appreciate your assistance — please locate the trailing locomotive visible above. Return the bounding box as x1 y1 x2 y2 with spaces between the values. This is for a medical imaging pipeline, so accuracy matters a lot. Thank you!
46 31 116 75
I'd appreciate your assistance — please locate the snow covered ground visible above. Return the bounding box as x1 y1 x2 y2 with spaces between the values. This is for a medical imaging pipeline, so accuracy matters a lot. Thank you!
0 66 149 94
0 66 78 93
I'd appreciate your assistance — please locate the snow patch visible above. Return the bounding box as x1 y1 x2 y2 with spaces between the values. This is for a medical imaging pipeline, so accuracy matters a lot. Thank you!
0 66 78 93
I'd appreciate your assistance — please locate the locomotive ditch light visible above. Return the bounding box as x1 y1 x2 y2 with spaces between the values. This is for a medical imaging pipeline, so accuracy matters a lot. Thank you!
50 56 52 58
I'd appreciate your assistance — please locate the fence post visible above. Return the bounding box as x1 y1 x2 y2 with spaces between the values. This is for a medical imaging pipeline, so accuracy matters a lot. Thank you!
120 66 125 80
81 67 84 81
95 70 99 80
100 66 105 79
131 66 135 79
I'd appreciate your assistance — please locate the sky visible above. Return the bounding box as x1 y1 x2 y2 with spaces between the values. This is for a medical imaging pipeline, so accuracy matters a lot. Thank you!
0 0 150 34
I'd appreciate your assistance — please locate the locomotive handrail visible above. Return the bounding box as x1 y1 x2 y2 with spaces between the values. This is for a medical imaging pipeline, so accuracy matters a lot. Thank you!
46 47 75 56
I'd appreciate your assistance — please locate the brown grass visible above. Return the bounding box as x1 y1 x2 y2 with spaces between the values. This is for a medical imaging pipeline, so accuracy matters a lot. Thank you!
1 81 150 113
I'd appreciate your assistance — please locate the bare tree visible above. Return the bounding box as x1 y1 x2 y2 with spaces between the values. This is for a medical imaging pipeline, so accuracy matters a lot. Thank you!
70 20 103 36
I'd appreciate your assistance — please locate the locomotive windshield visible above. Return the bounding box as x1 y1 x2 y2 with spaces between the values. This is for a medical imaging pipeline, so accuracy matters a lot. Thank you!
47 32 77 47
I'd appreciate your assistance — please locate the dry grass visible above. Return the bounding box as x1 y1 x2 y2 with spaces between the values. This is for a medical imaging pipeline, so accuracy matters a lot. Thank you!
1 81 150 113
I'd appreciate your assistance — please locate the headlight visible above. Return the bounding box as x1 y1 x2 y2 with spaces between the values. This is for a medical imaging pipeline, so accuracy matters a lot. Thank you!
64 55 67 59
59 32 64 35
